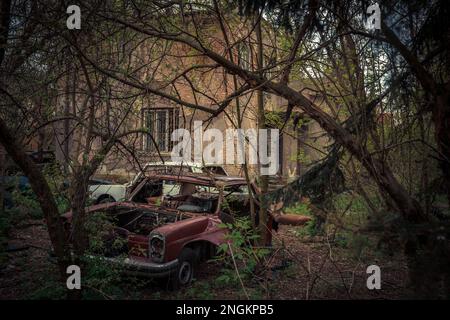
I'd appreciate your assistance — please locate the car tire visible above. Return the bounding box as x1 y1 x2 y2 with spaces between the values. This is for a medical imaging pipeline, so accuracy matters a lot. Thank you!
97 195 115 204
169 248 195 290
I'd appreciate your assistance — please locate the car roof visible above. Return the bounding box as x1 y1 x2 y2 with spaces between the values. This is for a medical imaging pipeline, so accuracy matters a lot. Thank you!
142 161 226 168
145 174 246 186
143 161 203 168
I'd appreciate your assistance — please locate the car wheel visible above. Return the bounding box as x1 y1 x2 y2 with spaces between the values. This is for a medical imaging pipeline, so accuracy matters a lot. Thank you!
97 195 115 204
169 248 195 290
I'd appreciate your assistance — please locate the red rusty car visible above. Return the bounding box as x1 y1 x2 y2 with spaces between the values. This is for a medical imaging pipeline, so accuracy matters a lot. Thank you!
62 174 308 288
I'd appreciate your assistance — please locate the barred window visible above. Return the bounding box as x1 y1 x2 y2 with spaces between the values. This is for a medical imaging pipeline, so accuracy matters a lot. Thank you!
143 108 179 153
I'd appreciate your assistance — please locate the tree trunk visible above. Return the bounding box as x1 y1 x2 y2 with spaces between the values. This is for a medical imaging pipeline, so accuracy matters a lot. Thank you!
432 91 450 208
0 146 5 212
70 173 90 258
255 15 269 246
0 118 72 280
405 89 450 299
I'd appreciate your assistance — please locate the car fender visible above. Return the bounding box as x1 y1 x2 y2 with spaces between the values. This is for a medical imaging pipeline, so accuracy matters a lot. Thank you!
155 216 226 261
88 184 127 202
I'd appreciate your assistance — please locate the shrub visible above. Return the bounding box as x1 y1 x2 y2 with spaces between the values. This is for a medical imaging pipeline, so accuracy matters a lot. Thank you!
81 211 129 299
214 217 270 293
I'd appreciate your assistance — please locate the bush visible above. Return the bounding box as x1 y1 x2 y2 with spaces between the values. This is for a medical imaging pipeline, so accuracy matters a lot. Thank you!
27 280 67 300
3 163 70 222
81 211 130 299
214 217 270 294
284 201 311 216
0 207 11 267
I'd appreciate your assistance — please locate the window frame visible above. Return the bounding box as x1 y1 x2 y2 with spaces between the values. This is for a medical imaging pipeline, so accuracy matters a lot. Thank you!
142 107 179 153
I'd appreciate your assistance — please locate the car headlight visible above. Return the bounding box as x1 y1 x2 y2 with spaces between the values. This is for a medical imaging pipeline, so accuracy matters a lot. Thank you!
149 233 165 262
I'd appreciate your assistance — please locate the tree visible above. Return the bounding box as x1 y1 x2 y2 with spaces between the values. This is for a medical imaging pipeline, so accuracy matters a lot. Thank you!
92 0 448 297
1 0 448 298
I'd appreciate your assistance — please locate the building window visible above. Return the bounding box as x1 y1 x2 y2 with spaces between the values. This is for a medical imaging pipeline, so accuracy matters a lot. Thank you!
143 108 179 153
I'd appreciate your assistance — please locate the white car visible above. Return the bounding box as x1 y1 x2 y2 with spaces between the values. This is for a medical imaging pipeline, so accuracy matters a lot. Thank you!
89 162 229 204
126 161 203 190
88 179 127 204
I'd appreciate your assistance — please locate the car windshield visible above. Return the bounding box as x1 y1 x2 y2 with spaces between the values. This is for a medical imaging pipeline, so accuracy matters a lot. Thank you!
130 178 250 216
127 164 203 191
203 165 227 176
220 184 252 218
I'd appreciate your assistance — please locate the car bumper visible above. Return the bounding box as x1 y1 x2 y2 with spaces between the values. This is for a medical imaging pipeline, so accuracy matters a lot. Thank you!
103 256 179 278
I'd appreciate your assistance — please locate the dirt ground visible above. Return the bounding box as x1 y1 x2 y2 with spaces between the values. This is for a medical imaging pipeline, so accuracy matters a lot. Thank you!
0 219 413 300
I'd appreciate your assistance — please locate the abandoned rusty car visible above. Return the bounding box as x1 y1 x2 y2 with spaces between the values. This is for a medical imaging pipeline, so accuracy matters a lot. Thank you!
62 174 308 288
